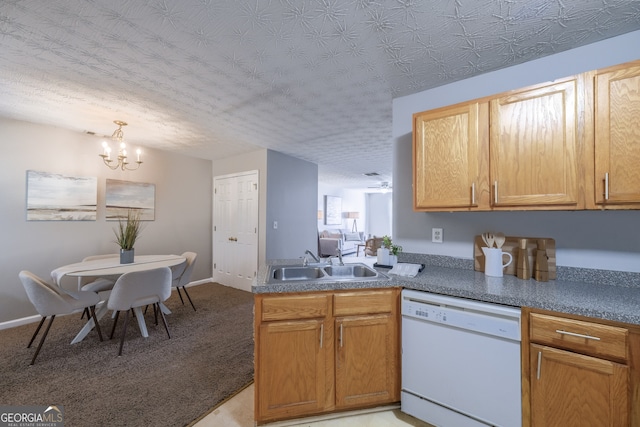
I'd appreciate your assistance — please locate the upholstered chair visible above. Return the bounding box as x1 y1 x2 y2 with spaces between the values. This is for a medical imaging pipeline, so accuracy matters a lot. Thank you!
19 270 103 365
107 267 172 356
169 252 198 311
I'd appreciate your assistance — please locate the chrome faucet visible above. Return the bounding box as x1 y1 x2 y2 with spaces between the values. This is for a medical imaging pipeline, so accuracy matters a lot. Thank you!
304 250 320 264
336 249 344 266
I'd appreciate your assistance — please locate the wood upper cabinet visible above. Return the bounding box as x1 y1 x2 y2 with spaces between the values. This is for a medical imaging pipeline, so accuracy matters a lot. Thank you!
413 102 490 210
489 77 581 209
413 76 584 211
594 61 640 207
255 288 400 425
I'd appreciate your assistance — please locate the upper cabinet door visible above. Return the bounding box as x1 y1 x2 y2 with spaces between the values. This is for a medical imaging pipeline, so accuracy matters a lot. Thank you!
595 62 640 206
490 78 580 209
413 102 490 211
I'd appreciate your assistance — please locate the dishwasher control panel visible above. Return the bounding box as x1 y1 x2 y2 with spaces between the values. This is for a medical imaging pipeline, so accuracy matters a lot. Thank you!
401 289 521 341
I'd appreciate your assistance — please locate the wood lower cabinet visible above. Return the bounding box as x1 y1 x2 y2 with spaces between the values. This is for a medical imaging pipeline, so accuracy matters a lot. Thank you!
257 318 329 420
334 291 399 409
594 61 640 208
522 308 639 427
530 343 628 427
255 288 400 425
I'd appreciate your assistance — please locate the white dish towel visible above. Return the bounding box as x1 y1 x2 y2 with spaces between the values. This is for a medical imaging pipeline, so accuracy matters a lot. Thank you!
388 263 422 278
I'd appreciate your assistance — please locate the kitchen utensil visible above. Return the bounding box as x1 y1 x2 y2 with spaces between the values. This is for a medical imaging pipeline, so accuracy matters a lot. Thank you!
473 235 556 279
481 232 495 248
481 247 513 277
494 232 506 249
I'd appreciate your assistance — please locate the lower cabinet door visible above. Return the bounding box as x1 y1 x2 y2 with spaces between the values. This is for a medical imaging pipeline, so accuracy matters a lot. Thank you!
257 319 329 421
335 313 399 409
530 344 628 427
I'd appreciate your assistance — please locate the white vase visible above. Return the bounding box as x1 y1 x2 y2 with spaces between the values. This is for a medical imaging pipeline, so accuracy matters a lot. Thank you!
389 255 398 266
377 248 390 265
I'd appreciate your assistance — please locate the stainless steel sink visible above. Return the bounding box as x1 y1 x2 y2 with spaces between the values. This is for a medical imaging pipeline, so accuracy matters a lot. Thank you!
272 266 326 281
324 264 378 278
267 263 386 284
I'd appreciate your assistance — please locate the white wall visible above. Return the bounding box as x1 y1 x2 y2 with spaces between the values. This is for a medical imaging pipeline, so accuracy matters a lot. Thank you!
0 118 213 323
392 30 640 272
367 192 392 239
317 184 367 235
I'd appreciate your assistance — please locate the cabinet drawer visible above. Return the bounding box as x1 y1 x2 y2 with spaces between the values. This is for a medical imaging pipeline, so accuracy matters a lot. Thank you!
261 294 329 321
333 289 395 316
530 313 628 362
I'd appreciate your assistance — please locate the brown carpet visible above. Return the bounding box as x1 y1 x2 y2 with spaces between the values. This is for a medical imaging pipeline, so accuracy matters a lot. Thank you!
0 282 254 427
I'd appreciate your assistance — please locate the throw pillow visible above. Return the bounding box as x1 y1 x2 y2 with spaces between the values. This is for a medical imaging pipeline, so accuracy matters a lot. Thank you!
345 232 361 241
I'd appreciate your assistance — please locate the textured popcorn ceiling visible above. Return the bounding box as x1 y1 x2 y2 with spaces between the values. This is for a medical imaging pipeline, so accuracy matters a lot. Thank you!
1 1 639 188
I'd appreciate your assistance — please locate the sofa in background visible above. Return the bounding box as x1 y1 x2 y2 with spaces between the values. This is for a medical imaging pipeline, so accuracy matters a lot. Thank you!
318 229 365 257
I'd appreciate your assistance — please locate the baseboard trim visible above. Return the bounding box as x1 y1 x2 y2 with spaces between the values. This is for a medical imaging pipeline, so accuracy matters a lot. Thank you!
1 278 215 331
0 314 41 331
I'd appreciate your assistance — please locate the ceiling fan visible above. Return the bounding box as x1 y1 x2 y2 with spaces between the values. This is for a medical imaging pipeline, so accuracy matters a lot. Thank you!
368 182 392 193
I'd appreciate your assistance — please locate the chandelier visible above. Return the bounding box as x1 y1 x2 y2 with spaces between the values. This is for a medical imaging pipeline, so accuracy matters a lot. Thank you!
99 120 142 171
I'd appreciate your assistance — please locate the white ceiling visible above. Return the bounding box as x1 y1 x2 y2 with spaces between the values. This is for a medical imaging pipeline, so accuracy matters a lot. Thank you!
1 1 639 189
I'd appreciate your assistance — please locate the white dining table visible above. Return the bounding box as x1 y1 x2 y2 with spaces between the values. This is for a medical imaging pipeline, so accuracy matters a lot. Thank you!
51 254 186 344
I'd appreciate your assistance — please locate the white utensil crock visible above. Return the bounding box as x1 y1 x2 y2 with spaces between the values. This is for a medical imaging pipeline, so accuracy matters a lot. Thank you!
481 247 513 277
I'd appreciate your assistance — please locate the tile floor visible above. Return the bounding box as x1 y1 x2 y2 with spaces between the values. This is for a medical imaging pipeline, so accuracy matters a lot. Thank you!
193 384 433 427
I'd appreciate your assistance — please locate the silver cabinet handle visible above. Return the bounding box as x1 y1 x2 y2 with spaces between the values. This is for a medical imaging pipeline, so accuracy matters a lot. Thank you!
555 329 601 341
319 323 324 348
604 172 609 200
339 323 343 348
471 182 475 205
536 351 542 380
494 181 498 204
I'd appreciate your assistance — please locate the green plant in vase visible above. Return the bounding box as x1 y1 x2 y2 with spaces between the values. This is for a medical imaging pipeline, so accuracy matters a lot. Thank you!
114 209 143 263
382 235 402 256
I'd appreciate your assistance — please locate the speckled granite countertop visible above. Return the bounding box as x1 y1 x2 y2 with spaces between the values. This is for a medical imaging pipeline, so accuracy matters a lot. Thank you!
253 254 640 326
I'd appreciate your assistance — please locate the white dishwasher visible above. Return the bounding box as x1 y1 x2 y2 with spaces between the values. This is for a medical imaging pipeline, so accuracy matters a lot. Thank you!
401 289 522 427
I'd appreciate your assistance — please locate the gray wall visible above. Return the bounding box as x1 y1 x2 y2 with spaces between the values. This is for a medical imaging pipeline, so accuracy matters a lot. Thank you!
392 31 640 272
0 118 212 324
266 150 318 260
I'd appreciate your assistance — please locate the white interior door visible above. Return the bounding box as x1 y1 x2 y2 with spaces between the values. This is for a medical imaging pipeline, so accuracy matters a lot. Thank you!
213 171 259 291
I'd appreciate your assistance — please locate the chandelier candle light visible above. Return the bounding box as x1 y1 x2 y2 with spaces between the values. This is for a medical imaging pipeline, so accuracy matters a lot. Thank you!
99 120 142 171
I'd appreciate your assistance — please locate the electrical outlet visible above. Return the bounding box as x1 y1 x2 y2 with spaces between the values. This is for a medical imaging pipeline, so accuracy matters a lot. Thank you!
273 221 278 229
432 228 443 243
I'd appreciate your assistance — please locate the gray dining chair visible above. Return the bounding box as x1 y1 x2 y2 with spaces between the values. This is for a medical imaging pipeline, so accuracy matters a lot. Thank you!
170 252 198 311
107 267 172 356
19 270 104 365
79 254 120 292
77 254 119 320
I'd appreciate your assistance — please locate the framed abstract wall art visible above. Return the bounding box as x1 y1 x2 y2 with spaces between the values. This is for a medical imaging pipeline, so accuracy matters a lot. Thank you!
26 170 97 221
105 179 155 220
324 195 342 225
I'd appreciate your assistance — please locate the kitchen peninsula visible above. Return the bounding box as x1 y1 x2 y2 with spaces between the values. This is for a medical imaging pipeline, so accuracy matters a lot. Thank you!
253 254 640 426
